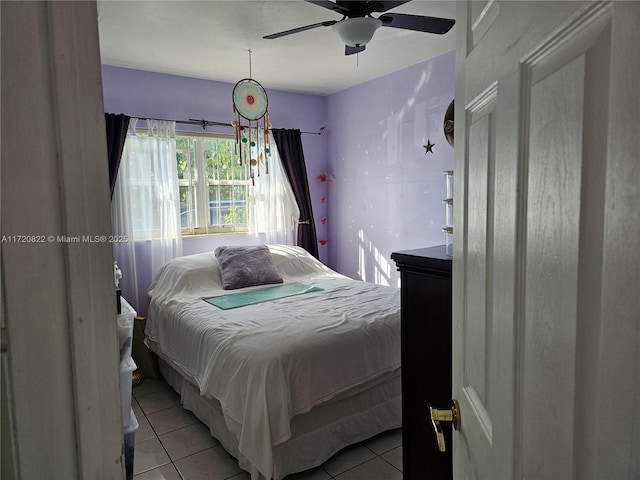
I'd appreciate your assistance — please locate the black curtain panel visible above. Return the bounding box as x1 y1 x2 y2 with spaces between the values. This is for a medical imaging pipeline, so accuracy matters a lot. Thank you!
271 129 319 259
105 113 130 198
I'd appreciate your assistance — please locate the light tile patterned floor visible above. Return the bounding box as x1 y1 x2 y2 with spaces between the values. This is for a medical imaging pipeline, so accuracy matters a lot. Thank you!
131 377 402 480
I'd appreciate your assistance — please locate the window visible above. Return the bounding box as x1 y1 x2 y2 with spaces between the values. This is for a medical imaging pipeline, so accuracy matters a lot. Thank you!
177 134 250 235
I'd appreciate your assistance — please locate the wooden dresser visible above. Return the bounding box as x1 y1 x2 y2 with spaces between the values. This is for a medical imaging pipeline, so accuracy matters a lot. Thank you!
391 245 452 480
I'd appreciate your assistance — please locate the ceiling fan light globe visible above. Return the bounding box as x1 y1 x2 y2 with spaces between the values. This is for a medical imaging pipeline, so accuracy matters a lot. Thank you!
332 17 382 47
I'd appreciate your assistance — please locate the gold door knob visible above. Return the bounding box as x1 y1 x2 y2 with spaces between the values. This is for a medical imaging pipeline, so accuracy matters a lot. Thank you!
429 399 461 452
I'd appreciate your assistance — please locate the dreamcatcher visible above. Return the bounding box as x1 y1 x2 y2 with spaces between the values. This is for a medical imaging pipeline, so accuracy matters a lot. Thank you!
232 51 271 182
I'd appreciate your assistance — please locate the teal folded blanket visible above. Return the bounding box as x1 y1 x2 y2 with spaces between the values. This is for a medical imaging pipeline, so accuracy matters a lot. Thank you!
204 282 323 310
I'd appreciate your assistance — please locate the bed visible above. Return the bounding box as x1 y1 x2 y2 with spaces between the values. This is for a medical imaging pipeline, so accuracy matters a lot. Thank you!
144 244 401 479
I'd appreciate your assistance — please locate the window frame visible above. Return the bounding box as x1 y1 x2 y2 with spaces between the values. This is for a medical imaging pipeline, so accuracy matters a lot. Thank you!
177 132 250 236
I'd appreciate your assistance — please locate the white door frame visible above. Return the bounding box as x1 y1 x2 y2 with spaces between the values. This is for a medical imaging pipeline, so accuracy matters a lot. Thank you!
1 1 124 477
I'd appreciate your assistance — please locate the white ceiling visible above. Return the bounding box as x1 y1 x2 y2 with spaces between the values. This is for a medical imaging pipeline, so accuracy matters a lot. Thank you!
97 0 457 96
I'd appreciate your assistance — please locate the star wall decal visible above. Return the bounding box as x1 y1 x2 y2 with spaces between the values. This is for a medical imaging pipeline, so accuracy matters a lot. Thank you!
424 140 435 154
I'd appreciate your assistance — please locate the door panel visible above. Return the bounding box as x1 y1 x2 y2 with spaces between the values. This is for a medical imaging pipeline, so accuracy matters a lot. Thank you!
462 87 497 447
522 53 584 480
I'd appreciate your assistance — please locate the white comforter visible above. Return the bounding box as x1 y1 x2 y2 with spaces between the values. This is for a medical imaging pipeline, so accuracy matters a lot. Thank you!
145 245 400 479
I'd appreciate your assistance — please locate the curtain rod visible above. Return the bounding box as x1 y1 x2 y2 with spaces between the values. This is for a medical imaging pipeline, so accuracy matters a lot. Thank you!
130 115 322 135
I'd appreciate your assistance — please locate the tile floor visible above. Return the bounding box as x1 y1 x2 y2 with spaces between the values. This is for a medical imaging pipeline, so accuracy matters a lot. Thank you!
131 377 403 480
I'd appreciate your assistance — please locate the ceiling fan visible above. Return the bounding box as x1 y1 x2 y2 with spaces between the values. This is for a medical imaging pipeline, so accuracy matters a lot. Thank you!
263 0 455 56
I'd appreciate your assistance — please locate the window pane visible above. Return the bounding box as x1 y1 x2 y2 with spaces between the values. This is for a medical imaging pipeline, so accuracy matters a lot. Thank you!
209 185 235 225
233 184 248 225
209 138 232 181
179 186 189 229
204 139 218 180
177 137 198 230
176 137 196 180
179 185 199 230
206 185 249 226
233 150 247 181
208 185 220 225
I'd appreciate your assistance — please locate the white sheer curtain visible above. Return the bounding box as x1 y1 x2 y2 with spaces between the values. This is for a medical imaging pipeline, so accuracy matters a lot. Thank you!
249 141 300 245
112 119 182 314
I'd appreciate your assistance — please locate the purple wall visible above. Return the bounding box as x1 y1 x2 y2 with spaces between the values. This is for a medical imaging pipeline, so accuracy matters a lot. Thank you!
101 65 330 263
102 51 455 287
325 50 455 286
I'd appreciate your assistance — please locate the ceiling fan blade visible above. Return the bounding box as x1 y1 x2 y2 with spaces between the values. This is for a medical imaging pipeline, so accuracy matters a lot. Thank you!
263 20 337 40
379 13 455 34
366 1 413 14
305 0 350 15
345 44 366 55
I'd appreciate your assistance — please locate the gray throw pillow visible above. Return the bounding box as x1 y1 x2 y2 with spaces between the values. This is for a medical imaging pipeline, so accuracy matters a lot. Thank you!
214 245 284 290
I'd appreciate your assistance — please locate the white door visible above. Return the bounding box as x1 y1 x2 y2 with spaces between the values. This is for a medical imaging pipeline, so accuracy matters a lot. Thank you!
452 1 639 478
